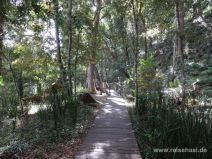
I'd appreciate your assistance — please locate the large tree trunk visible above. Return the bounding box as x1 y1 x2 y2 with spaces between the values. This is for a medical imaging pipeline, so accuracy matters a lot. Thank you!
86 0 102 94
94 65 105 94
87 63 97 94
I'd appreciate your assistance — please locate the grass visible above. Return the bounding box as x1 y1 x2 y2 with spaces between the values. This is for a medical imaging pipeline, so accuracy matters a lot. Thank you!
128 99 212 159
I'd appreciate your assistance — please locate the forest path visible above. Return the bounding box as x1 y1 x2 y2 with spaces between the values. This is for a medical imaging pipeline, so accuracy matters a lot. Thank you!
75 90 141 159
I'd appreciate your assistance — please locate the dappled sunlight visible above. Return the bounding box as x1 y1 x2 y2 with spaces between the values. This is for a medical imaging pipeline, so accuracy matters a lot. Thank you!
107 96 127 106
1 0 211 158
76 90 141 159
100 107 113 114
108 97 126 103
77 138 141 159
76 151 141 159
110 100 126 106
28 104 48 115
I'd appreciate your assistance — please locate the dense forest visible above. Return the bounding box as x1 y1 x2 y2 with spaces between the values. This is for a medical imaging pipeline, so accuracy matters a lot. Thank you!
0 0 212 158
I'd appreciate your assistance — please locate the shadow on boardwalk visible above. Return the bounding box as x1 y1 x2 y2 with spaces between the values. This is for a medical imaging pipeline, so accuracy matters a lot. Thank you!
75 90 142 159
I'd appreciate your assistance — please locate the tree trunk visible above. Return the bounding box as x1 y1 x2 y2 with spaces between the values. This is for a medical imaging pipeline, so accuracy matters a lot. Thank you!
7 57 24 114
74 30 81 100
68 0 73 98
37 82 42 94
86 0 102 94
143 18 148 60
176 1 186 106
87 63 97 94
53 0 66 87
17 73 24 98
0 2 5 76
52 89 58 130
132 0 139 108
95 65 104 94
172 34 176 81
0 18 3 76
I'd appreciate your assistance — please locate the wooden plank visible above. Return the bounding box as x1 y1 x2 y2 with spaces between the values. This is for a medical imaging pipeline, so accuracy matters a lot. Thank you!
85 136 136 140
75 152 141 159
95 118 130 121
92 123 132 128
80 141 139 147
93 121 131 125
85 136 137 142
88 129 134 134
92 125 132 129
77 148 140 154
77 148 140 155
84 137 137 143
78 142 140 150
75 92 142 159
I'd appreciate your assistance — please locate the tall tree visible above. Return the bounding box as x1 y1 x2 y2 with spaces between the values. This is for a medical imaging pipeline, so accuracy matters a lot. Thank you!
87 0 102 94
53 0 66 86
175 0 186 106
68 0 73 97
0 0 6 75
132 0 139 108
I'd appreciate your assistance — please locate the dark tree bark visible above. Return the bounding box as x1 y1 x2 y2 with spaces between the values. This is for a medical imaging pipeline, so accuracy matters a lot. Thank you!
53 0 66 87
0 1 6 76
17 73 24 98
121 36 130 64
68 0 73 98
74 30 81 100
5 55 24 115
142 17 148 60
0 17 3 76
176 0 186 106
132 0 139 108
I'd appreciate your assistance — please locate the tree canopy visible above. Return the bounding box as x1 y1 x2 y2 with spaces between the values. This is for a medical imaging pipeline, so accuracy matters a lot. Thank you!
0 0 212 158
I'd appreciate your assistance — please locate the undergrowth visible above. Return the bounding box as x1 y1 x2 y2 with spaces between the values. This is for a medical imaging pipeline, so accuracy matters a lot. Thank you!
0 103 98 158
128 95 212 159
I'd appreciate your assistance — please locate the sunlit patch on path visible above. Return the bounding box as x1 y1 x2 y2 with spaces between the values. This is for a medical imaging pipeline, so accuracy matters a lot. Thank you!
75 90 142 159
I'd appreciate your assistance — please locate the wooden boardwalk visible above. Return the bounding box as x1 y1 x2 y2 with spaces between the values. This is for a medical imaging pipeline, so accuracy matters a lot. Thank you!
75 91 142 159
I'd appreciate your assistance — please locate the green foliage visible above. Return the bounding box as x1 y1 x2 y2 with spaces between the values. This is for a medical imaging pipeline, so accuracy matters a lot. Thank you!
0 84 19 118
137 57 163 91
130 98 212 159
168 79 180 88
0 76 4 86
138 57 156 85
0 0 212 158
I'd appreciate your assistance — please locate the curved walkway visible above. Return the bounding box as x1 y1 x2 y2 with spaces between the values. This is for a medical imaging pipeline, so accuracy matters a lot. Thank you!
75 90 142 159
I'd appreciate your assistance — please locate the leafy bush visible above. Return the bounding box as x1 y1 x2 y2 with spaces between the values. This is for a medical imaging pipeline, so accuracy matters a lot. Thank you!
138 57 156 90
